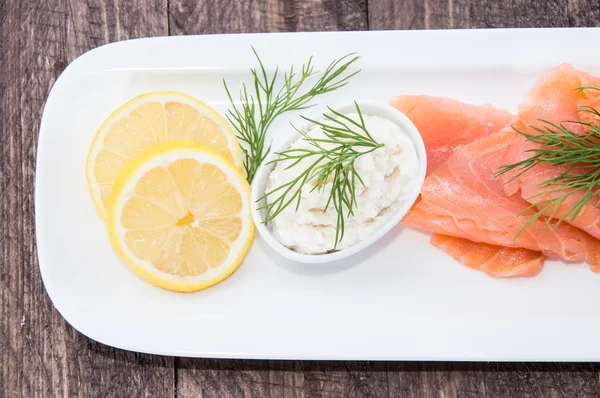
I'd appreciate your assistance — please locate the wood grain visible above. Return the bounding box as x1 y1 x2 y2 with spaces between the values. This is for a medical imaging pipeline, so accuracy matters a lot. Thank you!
1 0 174 397
369 0 600 30
176 360 389 398
3 0 600 397
1 0 24 395
65 0 168 59
177 360 600 397
168 0 368 34
387 362 600 397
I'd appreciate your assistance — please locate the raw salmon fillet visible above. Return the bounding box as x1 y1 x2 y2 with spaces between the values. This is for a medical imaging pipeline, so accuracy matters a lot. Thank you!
430 234 544 278
404 128 600 268
501 64 600 241
390 95 513 175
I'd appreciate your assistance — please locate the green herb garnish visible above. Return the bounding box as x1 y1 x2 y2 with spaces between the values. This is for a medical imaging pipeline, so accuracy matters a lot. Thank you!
259 102 383 250
497 87 600 238
223 48 360 183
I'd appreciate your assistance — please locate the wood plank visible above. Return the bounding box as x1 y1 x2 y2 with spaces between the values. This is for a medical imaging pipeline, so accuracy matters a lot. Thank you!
168 0 368 34
0 0 174 396
176 359 388 398
387 362 600 397
369 0 600 30
65 0 169 58
0 0 24 395
177 359 600 397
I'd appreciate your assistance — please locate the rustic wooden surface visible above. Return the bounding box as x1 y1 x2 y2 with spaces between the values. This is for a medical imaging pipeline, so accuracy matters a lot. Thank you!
1 0 600 396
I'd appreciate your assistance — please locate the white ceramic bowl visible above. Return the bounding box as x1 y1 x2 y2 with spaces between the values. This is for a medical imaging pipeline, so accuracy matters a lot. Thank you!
250 101 427 264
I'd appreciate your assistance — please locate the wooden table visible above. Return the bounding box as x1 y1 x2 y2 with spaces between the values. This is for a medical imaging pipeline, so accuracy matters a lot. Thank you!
2 1 600 396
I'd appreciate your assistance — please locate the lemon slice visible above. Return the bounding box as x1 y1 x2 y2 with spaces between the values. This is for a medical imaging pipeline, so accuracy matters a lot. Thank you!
87 91 243 218
106 142 253 292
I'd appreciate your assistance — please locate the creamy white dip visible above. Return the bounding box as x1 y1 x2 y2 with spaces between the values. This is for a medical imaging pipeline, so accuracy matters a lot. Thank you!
266 113 419 254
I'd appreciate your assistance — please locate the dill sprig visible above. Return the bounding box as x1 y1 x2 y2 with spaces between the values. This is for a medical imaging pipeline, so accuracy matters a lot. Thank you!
258 102 383 250
223 47 360 183
496 87 600 238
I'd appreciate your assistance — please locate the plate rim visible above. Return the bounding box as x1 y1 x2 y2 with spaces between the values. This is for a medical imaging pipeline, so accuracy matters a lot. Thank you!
35 27 600 360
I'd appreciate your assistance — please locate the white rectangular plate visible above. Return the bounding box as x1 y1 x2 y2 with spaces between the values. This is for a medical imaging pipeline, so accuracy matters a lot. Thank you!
36 28 600 361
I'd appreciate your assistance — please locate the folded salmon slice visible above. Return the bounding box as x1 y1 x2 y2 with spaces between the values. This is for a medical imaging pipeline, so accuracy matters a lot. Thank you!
394 96 544 277
501 64 600 240
430 234 544 278
404 128 600 268
390 95 513 175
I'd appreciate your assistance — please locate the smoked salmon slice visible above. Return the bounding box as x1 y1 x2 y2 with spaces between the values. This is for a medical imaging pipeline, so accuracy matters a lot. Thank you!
501 64 600 241
404 128 600 268
391 95 544 278
430 234 544 278
390 95 513 175
394 96 544 277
